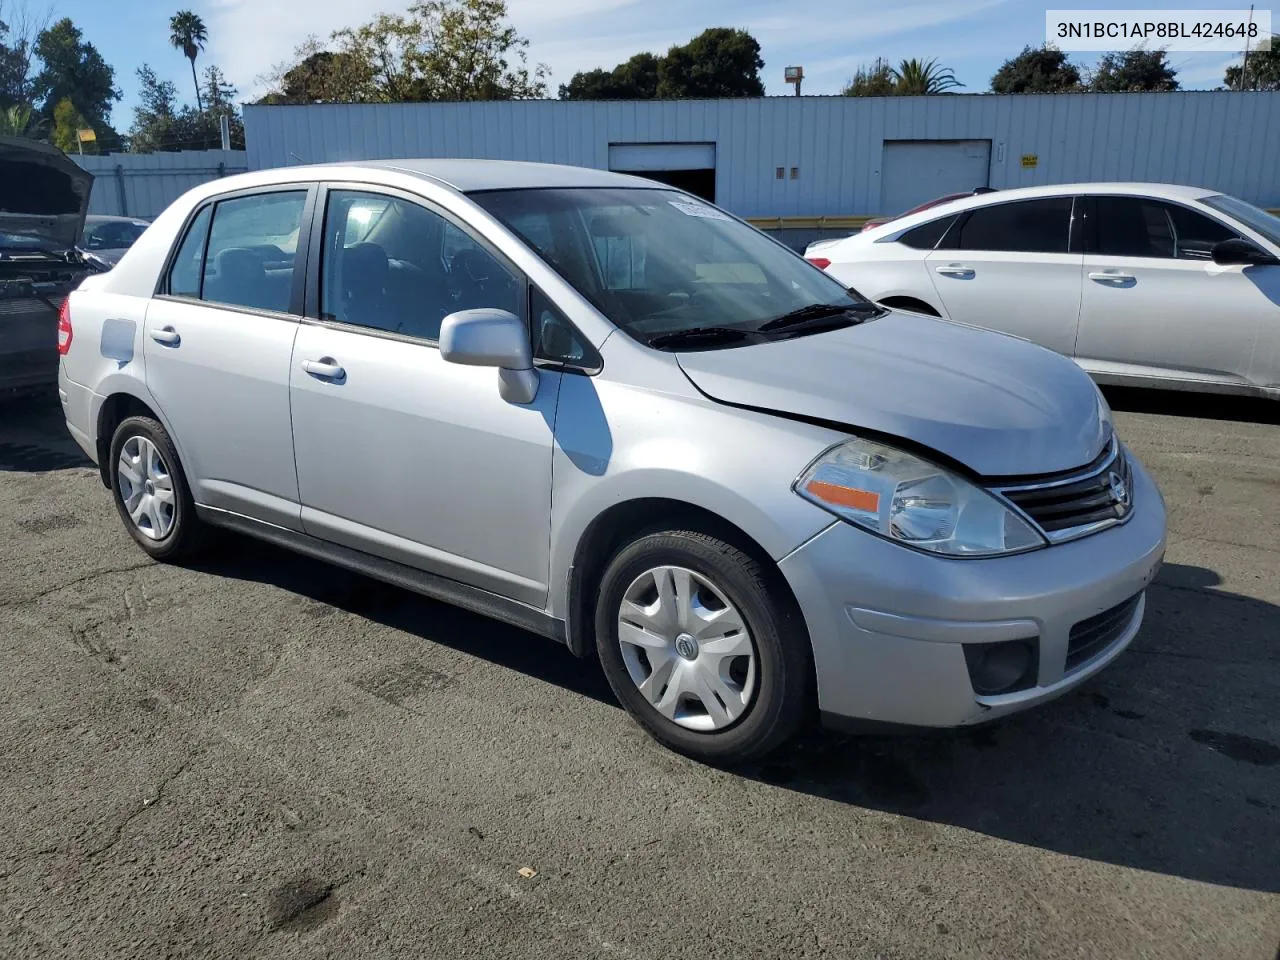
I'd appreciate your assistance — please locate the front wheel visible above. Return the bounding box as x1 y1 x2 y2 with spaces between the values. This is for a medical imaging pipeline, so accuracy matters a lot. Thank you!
594 530 812 765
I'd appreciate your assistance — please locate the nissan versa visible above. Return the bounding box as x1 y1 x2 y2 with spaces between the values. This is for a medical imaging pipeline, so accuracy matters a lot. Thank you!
57 160 1168 763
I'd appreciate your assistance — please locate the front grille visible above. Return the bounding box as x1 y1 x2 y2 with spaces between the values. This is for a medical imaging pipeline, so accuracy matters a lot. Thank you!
1066 592 1141 671
991 437 1134 542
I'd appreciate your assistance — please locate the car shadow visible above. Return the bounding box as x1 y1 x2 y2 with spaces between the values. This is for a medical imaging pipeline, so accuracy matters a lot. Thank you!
0 389 95 472
1102 384 1280 424
193 539 1280 894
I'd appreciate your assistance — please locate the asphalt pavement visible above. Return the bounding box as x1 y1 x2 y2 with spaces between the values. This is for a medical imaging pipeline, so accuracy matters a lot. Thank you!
1 385 1277 960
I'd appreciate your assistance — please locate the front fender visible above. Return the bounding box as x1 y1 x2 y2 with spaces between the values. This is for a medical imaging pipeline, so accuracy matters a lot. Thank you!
545 374 844 621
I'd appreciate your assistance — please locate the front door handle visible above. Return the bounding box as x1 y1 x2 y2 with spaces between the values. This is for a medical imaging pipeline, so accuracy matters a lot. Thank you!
150 326 180 346
302 358 346 380
1089 271 1136 285
935 264 975 279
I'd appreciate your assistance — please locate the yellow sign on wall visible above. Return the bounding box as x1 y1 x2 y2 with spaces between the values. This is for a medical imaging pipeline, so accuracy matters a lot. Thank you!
1021 153 1038 168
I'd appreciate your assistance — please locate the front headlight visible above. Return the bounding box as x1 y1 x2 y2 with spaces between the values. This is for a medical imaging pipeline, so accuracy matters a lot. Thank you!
794 438 1047 557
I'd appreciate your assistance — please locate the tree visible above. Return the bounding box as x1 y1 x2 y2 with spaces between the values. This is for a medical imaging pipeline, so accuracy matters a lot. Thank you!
1088 48 1178 92
991 45 1081 93
130 62 246 152
31 18 121 146
841 57 895 96
1224 36 1280 90
258 35 375 104
0 102 32 134
169 10 208 110
559 52 660 99
657 28 764 98
315 0 546 102
1 1 47 109
127 63 178 152
50 95 92 153
891 57 962 95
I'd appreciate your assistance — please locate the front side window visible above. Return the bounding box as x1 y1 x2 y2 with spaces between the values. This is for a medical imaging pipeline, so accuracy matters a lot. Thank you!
951 198 1073 254
199 191 307 312
1165 204 1237 260
470 187 873 349
319 190 522 341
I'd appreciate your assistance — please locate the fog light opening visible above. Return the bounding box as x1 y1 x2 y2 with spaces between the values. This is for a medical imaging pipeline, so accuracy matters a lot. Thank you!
964 640 1038 696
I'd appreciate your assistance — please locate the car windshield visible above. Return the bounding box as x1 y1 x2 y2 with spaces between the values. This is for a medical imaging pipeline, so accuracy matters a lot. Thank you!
1201 194 1280 247
469 187 872 348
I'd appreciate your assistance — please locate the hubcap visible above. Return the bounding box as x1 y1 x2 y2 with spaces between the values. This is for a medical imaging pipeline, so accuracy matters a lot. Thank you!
117 436 176 540
616 565 757 732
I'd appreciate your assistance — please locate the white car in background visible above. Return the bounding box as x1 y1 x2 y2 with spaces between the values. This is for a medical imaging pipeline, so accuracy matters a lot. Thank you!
805 183 1280 400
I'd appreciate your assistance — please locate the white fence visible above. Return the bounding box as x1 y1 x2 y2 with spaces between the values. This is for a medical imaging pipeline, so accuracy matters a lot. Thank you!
72 150 249 219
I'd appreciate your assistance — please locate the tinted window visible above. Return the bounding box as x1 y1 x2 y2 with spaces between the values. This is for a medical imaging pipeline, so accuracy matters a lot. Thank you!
531 286 594 366
898 215 956 250
1166 204 1237 260
167 205 212 298
320 190 522 342
1094 197 1175 258
84 220 147 249
953 198 1073 253
200 192 306 312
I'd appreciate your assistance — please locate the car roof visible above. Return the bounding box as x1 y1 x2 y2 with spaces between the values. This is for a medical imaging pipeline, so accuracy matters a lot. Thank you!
858 181 1224 239
195 159 670 196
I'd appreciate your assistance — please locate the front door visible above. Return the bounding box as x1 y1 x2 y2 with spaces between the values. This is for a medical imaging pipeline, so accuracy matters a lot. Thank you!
925 196 1083 356
288 187 562 608
1075 195 1264 390
143 187 313 530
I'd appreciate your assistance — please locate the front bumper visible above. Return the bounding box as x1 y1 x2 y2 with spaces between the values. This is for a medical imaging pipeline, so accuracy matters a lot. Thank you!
779 454 1167 728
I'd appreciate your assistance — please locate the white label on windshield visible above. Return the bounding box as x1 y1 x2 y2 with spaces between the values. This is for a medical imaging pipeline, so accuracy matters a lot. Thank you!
669 200 731 221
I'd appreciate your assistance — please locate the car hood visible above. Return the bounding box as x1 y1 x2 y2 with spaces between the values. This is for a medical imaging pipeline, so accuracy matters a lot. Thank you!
0 136 94 250
674 312 1109 478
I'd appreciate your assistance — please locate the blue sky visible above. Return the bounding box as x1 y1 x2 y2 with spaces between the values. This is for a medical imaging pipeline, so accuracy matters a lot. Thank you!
46 0 1253 130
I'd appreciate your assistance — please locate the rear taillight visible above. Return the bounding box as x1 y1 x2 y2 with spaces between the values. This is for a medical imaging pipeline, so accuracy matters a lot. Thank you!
806 257 831 270
56 298 73 355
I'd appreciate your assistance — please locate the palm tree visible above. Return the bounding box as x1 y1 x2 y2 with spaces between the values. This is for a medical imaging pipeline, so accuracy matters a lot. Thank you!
0 105 34 137
169 10 209 110
892 58 963 95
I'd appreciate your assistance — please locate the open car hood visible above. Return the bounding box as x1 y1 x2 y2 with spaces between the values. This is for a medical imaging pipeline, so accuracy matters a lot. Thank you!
0 136 94 251
674 312 1110 478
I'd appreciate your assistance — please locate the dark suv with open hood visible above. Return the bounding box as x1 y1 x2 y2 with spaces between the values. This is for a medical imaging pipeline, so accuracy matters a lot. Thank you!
1 136 101 392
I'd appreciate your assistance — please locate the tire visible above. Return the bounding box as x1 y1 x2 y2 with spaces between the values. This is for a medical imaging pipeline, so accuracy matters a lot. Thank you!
108 415 208 562
594 530 811 765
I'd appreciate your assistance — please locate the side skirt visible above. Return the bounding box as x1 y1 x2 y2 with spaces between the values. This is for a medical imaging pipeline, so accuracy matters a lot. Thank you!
196 505 568 645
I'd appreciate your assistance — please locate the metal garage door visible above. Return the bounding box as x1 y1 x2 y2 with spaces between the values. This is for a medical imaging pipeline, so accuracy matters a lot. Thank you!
608 142 718 203
879 140 991 215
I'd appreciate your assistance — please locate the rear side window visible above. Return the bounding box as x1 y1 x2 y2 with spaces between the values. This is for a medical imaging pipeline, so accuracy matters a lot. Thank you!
195 191 307 313
897 215 956 250
952 198 1073 254
168 206 212 298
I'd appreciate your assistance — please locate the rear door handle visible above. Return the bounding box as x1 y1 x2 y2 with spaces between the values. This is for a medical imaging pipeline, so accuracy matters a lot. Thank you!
150 326 180 346
1089 271 1135 284
935 265 975 279
302 358 346 380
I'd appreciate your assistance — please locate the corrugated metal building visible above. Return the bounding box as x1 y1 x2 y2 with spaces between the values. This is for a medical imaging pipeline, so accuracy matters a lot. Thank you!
73 150 249 218
244 93 1280 231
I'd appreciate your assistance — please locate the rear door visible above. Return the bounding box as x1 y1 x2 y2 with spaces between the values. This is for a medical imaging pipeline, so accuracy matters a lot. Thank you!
925 196 1083 356
1075 195 1261 390
143 186 315 530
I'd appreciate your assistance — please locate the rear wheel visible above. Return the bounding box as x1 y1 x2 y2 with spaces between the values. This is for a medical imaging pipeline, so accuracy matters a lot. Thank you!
594 530 811 765
108 415 208 562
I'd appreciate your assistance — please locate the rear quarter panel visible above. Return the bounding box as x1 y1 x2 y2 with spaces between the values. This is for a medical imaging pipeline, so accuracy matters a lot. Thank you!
825 240 943 312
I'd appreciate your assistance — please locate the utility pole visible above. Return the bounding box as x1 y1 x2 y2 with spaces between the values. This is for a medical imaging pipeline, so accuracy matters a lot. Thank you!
1239 4 1255 90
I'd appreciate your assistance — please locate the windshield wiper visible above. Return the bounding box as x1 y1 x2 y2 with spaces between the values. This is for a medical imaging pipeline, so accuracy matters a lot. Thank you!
647 326 754 349
757 301 881 333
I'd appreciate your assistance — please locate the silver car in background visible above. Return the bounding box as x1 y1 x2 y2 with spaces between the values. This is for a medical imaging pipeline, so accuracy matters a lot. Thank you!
57 160 1167 763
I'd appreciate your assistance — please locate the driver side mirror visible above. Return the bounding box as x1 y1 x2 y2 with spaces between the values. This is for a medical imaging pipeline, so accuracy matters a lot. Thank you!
439 308 539 404
1211 238 1280 267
